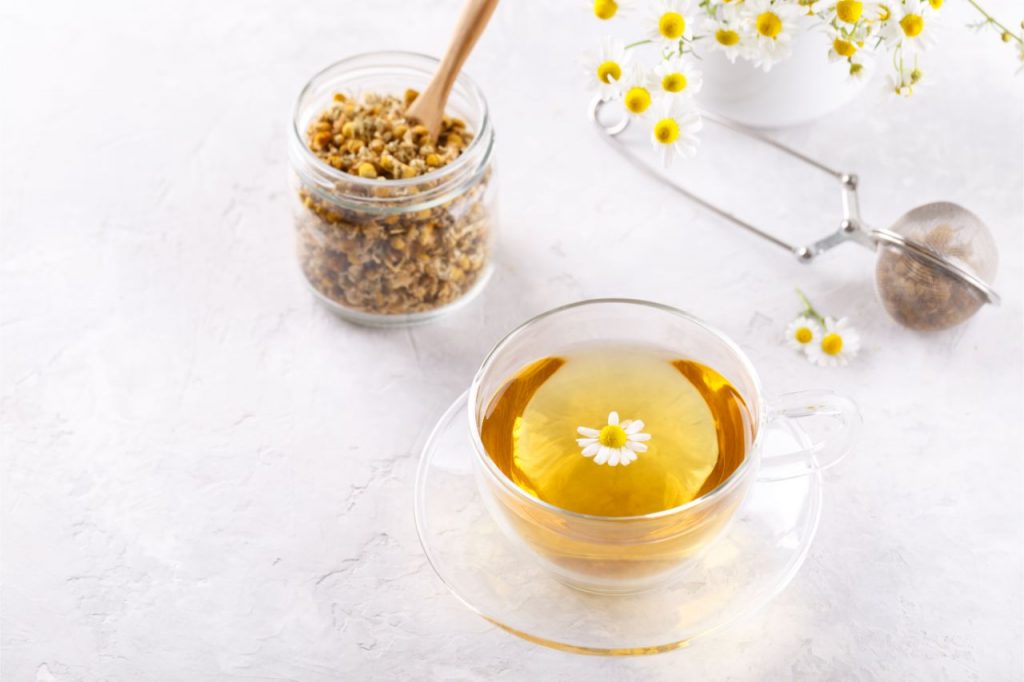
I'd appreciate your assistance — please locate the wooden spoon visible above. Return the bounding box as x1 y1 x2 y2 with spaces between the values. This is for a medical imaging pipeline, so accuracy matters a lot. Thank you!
406 0 500 138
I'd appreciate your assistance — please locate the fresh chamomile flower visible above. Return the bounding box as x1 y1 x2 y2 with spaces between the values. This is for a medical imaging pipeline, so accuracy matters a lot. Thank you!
833 0 864 24
828 30 861 62
647 0 694 47
576 411 651 466
593 0 631 20
881 0 937 53
785 316 823 350
704 6 746 62
620 64 656 115
649 55 703 97
805 317 861 367
847 53 869 80
584 37 630 100
742 0 802 71
649 96 702 166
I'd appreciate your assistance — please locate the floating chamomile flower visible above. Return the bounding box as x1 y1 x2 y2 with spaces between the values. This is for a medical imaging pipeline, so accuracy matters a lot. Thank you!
621 65 656 115
647 0 693 47
785 316 823 350
882 0 937 53
649 55 703 97
576 411 651 466
805 317 861 367
584 37 630 100
704 7 746 62
742 0 801 70
649 96 702 166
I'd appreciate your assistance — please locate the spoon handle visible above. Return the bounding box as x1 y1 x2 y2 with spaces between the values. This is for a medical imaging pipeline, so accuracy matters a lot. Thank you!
407 0 499 136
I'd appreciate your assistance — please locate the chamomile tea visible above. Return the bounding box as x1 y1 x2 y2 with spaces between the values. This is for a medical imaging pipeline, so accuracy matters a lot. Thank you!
480 343 752 517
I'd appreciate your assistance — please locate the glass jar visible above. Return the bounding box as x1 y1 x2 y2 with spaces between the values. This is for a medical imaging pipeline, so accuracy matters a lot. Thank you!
288 52 497 326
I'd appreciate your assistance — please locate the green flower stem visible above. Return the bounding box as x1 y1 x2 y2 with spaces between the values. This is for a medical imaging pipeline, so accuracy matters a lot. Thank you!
795 289 827 325
966 0 1024 44
624 39 653 49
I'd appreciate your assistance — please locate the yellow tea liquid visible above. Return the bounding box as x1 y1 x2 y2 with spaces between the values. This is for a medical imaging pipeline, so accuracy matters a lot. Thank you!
480 344 752 517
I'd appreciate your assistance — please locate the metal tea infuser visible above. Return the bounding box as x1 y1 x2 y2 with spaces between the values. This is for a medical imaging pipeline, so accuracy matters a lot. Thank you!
590 98 1001 331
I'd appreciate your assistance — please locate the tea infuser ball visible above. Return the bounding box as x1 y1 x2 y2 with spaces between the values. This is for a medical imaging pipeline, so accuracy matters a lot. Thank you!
872 202 999 332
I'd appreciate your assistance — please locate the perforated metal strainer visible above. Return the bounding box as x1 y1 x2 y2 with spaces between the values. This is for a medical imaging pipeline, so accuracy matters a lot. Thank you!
591 98 1001 331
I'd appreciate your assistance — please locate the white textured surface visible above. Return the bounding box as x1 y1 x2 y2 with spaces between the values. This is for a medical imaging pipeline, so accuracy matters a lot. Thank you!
1 1 1022 680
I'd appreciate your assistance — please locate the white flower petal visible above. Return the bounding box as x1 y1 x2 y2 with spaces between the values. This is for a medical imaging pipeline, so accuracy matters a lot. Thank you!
630 432 651 442
626 441 648 453
625 420 645 434
582 443 600 457
595 446 611 465
608 449 621 466
608 411 619 426
577 426 600 437
576 437 597 446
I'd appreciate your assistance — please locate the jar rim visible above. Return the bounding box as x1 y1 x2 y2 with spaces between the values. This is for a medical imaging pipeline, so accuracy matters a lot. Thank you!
290 51 492 191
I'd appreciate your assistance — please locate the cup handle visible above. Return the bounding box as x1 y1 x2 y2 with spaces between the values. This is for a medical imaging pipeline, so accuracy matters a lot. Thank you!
757 390 861 482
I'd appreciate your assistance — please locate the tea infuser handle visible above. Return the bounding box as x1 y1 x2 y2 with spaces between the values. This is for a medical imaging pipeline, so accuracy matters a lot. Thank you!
758 390 861 482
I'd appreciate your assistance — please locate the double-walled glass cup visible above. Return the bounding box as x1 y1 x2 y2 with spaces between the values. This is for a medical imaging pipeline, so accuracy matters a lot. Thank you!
468 299 860 594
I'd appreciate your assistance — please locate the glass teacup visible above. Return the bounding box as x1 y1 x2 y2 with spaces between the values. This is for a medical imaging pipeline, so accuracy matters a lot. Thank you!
467 299 860 594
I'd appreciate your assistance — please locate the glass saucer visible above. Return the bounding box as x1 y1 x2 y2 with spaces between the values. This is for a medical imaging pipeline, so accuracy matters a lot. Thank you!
414 391 823 656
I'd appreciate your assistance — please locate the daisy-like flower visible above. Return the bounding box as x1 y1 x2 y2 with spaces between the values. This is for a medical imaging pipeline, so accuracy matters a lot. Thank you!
576 411 651 467
647 0 693 48
703 6 746 62
828 32 860 62
583 37 631 101
785 316 823 350
620 64 656 115
648 55 703 98
805 317 861 367
593 0 630 20
741 0 802 71
881 0 937 53
833 0 864 24
649 96 702 167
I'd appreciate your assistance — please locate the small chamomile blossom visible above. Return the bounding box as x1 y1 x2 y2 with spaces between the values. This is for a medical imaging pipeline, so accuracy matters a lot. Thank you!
621 65 656 115
805 317 861 367
847 53 869 80
742 0 802 71
584 37 630 100
576 411 651 466
888 57 924 95
593 0 632 20
828 33 861 61
649 55 703 97
703 7 746 62
833 0 864 24
647 0 694 47
648 96 702 166
882 0 937 53
785 316 823 350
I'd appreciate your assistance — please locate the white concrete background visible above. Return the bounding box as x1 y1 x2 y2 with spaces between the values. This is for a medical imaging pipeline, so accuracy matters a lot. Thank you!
2 1 1021 680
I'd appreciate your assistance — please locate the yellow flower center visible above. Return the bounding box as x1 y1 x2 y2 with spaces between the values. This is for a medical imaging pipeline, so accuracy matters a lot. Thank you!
832 38 857 57
928 0 942 8
715 28 741 46
598 424 628 448
654 118 680 144
795 327 814 344
658 12 686 39
597 60 622 84
661 72 688 92
835 0 863 23
624 86 652 113
900 14 924 37
876 4 891 20
821 333 843 356
593 0 619 19
756 12 783 39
